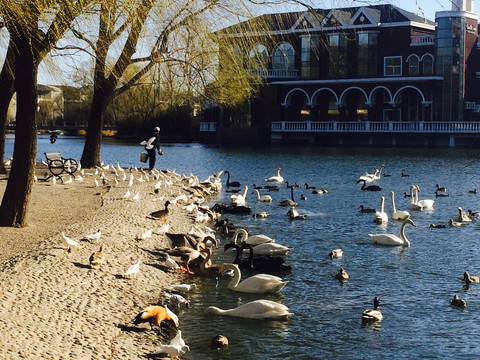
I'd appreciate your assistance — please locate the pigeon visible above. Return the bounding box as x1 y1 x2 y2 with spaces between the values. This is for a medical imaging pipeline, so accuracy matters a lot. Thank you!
61 232 80 249
125 259 141 278
171 283 196 293
122 189 131 199
158 343 190 358
84 230 101 242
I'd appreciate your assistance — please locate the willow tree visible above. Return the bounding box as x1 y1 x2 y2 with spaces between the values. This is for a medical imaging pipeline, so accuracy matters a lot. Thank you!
0 1 91 227
68 0 304 167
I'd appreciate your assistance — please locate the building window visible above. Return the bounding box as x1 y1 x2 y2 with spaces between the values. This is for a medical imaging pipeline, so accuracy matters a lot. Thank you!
273 42 294 70
249 44 269 68
329 33 348 78
301 36 311 78
407 55 419 76
422 54 434 75
384 56 402 76
357 32 378 77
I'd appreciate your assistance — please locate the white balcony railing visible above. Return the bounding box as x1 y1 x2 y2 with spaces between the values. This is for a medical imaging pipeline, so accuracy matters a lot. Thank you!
250 68 299 79
271 121 480 133
199 122 216 132
410 35 435 46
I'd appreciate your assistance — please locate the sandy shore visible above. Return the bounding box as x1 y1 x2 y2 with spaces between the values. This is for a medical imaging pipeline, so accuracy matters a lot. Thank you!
0 164 211 359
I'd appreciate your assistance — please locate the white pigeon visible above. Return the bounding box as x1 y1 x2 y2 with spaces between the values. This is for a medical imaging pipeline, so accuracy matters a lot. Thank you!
170 329 186 347
74 175 84 182
158 344 190 358
132 192 140 201
61 231 80 249
165 255 180 270
94 178 99 187
124 259 141 278
52 176 57 185
171 284 196 293
122 189 131 199
138 229 152 240
154 223 170 234
63 176 73 184
34 174 38 182
84 230 101 242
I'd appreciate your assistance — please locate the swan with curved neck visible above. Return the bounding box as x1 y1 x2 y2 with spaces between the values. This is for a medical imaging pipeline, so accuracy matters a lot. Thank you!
279 186 297 206
231 228 275 246
205 299 293 319
265 168 284 183
218 263 287 293
358 164 385 183
369 217 415 246
373 196 388 224
230 186 248 206
224 242 292 273
253 189 273 202
414 185 434 209
224 170 240 187
408 185 423 210
390 191 410 220
356 179 382 191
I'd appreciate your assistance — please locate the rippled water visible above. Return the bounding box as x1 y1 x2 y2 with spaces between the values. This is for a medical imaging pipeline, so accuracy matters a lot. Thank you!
6 135 480 358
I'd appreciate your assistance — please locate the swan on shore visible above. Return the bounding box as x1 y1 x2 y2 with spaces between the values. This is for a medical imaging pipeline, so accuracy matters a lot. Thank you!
205 299 293 319
265 168 284 183
389 191 410 220
373 196 388 224
218 263 287 293
369 217 415 246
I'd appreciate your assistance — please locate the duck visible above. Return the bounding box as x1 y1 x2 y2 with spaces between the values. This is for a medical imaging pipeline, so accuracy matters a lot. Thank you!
218 263 287 293
265 185 280 191
469 189 477 194
414 186 434 209
373 196 388 224
369 217 415 246
231 228 275 246
356 179 382 191
401 171 409 177
434 191 449 197
149 201 171 221
359 205 376 213
279 186 297 206
467 209 480 219
89 245 106 268
265 168 284 183
287 206 307 220
435 184 447 192
224 170 240 187
224 242 292 273
362 296 383 322
329 248 343 259
335 268 349 280
451 295 466 308
463 271 480 284
252 212 270 218
253 189 273 202
457 206 471 222
312 188 328 194
230 186 248 206
205 299 293 319
211 335 229 350
305 183 316 189
133 305 179 330
429 223 447 229
389 191 410 220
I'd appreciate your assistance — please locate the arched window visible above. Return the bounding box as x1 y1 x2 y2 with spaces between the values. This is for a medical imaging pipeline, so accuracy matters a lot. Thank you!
407 55 419 76
422 54 434 75
249 44 269 67
273 42 294 70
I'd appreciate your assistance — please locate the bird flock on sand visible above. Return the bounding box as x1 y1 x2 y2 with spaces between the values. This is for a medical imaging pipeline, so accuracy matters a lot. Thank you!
52 161 480 357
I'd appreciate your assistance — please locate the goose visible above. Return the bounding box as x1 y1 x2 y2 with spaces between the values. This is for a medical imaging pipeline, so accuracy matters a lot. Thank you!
467 209 480 219
253 184 264 189
414 186 434 209
252 212 270 218
230 186 248 206
329 249 343 259
457 207 471 222
463 271 480 284
133 305 179 330
89 245 106 268
436 184 447 192
403 191 412 198
224 170 240 187
469 189 477 194
373 196 388 224
224 243 292 273
389 191 410 220
149 201 171 221
305 183 316 189
429 223 447 229
124 259 141 277
218 263 287 293
300 194 307 200
166 246 201 274
359 205 376 213
401 171 409 177
279 186 297 206
205 299 293 319
265 185 280 191
409 185 424 211
362 296 383 322
434 191 449 197
287 206 307 220
369 217 415 246
335 268 349 280
356 179 381 191
211 335 229 350
253 189 273 202
265 168 284 183
231 228 275 246
451 295 466 308
448 218 464 227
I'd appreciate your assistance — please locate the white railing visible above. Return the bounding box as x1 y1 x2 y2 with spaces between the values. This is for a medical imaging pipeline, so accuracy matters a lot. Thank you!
199 122 216 132
410 35 435 46
250 68 299 79
271 121 480 133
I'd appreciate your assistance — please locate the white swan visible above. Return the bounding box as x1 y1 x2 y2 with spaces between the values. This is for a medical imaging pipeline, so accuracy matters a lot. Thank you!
373 196 388 224
369 217 415 246
265 168 284 183
358 164 385 183
246 242 292 256
389 191 410 220
232 228 275 246
205 299 293 319
218 263 287 293
457 207 472 222
230 185 248 206
253 189 273 202
408 185 423 211
414 185 434 210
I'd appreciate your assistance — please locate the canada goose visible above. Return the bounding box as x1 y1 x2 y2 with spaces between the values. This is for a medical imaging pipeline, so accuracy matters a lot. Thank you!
463 271 480 284
359 205 376 213
401 171 409 177
335 268 349 280
429 223 447 229
451 295 466 308
329 249 343 259
435 184 447 192
434 191 449 197
362 296 383 322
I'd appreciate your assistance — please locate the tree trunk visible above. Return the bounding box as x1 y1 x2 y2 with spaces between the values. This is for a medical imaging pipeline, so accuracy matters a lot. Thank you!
0 47 37 227
0 48 15 175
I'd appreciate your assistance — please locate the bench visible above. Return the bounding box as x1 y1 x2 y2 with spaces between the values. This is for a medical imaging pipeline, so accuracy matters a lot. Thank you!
44 152 78 182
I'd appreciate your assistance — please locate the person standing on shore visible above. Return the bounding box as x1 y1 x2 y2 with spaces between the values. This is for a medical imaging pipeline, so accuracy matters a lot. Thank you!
142 126 163 170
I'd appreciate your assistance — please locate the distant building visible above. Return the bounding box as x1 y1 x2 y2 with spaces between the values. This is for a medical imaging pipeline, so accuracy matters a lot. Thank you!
201 1 480 147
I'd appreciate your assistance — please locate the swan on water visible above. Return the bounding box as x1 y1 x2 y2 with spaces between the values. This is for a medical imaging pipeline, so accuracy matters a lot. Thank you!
230 186 248 206
369 217 415 246
389 191 410 220
358 164 385 183
224 170 240 187
265 168 284 183
231 228 275 246
218 263 287 293
253 189 273 202
414 185 434 209
205 299 293 319
408 185 423 211
457 207 471 222
463 271 480 284
373 196 388 224
279 186 297 206
356 179 382 191
362 296 383 322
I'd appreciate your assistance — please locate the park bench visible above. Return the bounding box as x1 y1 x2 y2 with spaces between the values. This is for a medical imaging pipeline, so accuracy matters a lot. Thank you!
43 152 78 182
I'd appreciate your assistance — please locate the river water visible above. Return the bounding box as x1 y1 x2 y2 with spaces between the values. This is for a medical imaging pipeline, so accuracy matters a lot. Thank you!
5 135 480 358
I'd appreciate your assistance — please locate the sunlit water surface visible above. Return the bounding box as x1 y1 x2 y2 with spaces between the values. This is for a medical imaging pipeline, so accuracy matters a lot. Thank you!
6 135 480 358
